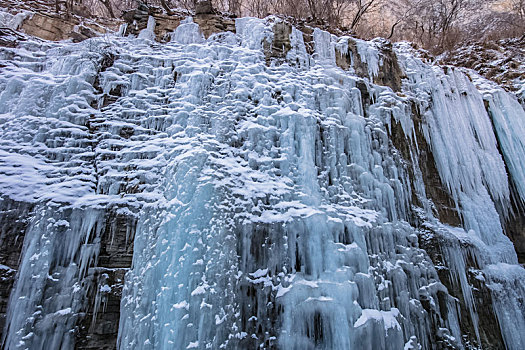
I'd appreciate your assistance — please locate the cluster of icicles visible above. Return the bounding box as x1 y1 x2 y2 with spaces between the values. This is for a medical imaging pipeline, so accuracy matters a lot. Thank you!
0 13 524 350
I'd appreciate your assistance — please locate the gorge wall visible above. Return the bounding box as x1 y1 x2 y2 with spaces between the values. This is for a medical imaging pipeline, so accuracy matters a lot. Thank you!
1 5 525 350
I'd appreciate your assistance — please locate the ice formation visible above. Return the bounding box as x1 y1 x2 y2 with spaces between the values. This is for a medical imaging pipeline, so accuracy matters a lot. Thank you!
0 14 524 350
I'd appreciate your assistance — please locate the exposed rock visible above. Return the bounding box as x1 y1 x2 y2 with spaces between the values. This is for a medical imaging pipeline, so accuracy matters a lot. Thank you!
20 12 78 41
97 211 136 269
336 38 405 92
195 0 214 15
0 197 34 340
294 24 315 55
152 14 183 42
345 38 370 78
505 199 525 263
0 197 33 275
76 211 136 350
236 223 284 349
373 40 404 92
263 21 292 64
75 268 126 350
72 2 93 18
194 14 235 39
413 121 462 227
121 1 159 37
0 264 16 342
441 37 525 94
0 27 27 47
389 102 462 227
121 2 235 42
19 12 116 42
335 44 352 70
418 229 506 349
470 273 507 349
70 25 99 43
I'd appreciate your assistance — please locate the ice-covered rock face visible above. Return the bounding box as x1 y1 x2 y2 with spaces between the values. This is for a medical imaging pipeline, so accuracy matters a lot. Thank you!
0 16 524 350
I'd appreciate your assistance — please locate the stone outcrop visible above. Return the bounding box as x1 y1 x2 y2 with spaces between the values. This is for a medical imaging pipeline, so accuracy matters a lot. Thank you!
0 197 34 341
0 0 119 43
195 0 214 15
193 13 235 39
263 21 292 64
121 2 235 42
335 38 405 92
388 113 462 228
441 37 525 94
0 28 27 48
1 2 524 349
20 12 80 41
10 11 117 42
373 40 404 92
121 2 164 38
418 229 506 349
505 198 525 263
75 211 136 350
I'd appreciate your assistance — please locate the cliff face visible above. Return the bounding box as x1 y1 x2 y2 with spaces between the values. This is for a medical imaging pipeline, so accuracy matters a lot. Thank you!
441 37 525 108
0 0 120 42
1 6 525 350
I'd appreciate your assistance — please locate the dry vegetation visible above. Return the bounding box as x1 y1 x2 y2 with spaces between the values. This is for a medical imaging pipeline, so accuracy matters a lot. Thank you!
37 0 525 53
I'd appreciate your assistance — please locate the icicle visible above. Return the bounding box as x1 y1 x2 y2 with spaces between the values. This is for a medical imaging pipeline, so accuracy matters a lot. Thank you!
481 83 525 205
484 263 525 350
117 23 128 37
3 206 104 349
313 28 336 65
287 26 309 68
138 16 156 41
170 17 204 45
0 17 523 350
354 39 380 79
235 17 272 50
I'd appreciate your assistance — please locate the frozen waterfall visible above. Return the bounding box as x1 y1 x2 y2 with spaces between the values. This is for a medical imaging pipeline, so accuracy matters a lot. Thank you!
0 15 524 350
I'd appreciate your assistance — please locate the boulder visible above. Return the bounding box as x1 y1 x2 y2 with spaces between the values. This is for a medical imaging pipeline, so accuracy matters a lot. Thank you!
195 0 214 15
0 27 27 47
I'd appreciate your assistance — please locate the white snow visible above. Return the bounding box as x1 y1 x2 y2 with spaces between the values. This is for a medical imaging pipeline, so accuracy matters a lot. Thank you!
0 9 30 30
0 15 523 350
354 308 401 331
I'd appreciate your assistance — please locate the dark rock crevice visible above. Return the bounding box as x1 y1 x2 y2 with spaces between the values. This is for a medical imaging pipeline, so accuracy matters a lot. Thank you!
336 38 405 93
75 210 136 350
263 22 292 65
418 230 506 350
0 197 34 342
387 102 461 227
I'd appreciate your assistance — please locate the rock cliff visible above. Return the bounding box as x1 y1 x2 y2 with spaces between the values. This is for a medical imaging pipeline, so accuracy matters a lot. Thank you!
1 2 525 350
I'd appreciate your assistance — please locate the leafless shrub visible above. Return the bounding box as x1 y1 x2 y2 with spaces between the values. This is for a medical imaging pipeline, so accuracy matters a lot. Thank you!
55 0 524 53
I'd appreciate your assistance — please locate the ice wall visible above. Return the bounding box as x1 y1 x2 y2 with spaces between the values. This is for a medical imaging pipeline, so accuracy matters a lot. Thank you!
0 15 524 350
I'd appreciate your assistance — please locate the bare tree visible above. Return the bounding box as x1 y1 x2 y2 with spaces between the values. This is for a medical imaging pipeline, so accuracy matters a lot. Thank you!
349 0 379 29
243 0 275 17
511 0 525 19
160 0 175 14
55 0 74 17
388 0 473 52
98 0 115 17
227 0 242 16
50 0 523 53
